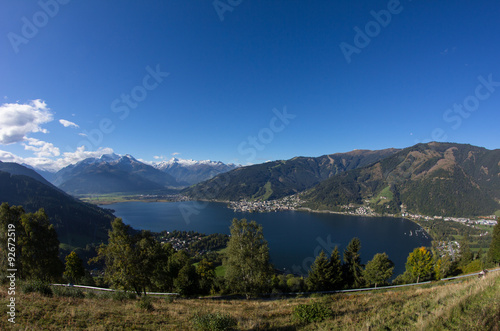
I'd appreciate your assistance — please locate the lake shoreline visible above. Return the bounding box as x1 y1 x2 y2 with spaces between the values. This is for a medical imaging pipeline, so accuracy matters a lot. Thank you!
98 198 434 242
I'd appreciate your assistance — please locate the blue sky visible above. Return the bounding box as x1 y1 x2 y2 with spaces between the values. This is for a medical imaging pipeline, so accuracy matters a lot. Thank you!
1 0 499 171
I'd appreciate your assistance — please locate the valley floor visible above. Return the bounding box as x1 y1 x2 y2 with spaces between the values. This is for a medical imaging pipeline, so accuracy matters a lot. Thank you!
2 270 499 330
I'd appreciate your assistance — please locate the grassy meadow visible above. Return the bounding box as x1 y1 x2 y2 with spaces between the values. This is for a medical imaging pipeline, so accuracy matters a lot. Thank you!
1 271 499 330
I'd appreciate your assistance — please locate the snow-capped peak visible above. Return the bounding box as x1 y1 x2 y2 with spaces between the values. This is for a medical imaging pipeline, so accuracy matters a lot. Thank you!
154 157 228 169
99 153 121 162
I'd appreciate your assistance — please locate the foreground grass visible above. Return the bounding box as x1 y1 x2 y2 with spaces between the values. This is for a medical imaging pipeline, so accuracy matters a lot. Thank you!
1 272 499 330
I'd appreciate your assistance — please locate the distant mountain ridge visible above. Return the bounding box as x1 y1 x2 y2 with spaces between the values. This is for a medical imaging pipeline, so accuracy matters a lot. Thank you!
52 154 179 194
183 148 399 201
0 161 57 189
153 157 239 185
303 142 500 217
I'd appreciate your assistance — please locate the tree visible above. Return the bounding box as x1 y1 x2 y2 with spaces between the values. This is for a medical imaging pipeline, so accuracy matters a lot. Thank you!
342 237 364 289
405 247 434 283
364 253 394 288
17 208 63 281
92 218 143 295
174 262 199 296
329 246 343 290
433 253 455 280
458 237 473 269
487 219 500 265
0 204 63 281
64 251 86 283
196 258 216 294
306 251 335 291
0 203 24 280
224 218 273 297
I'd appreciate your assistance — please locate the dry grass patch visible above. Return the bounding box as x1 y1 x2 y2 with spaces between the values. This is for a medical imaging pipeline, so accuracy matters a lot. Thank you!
1 274 499 330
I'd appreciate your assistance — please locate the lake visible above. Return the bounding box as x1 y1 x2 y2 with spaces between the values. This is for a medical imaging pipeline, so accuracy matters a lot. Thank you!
102 201 432 277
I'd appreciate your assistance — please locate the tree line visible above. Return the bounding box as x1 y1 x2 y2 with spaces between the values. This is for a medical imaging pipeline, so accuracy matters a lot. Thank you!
1 202 499 298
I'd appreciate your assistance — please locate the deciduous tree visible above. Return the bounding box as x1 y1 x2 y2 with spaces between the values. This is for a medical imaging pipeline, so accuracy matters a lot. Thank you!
224 218 273 297
405 247 434 283
18 208 63 281
488 219 500 265
92 218 143 295
64 251 86 283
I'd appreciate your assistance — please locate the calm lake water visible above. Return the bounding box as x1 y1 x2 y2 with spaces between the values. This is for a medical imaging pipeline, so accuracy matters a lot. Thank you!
102 201 431 277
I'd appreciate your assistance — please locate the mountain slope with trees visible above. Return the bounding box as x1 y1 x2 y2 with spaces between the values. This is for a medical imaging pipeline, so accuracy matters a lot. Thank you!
183 148 399 201
0 167 114 247
304 142 500 217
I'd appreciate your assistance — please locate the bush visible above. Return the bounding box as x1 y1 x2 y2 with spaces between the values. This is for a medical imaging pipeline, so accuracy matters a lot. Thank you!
97 291 112 299
293 301 333 324
21 280 53 297
137 296 154 311
191 312 238 330
112 291 136 301
53 286 85 298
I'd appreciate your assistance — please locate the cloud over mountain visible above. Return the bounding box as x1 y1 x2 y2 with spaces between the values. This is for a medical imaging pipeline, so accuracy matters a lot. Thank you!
0 99 53 144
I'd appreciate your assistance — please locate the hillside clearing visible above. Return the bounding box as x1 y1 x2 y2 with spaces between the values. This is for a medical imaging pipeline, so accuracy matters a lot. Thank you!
2 271 499 330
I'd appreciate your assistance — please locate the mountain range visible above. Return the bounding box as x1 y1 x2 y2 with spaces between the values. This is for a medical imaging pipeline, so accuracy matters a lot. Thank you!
303 142 500 217
185 142 500 217
183 148 399 201
43 154 237 195
154 158 238 185
0 142 498 253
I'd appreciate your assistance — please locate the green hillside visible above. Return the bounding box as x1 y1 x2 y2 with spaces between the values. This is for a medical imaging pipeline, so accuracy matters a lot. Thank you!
0 170 113 248
304 142 500 217
183 148 398 201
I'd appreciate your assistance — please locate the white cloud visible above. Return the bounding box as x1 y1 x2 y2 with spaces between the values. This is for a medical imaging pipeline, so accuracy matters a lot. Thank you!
56 146 115 170
172 152 180 156
0 150 20 163
0 146 115 172
0 99 53 144
23 138 60 157
59 119 79 128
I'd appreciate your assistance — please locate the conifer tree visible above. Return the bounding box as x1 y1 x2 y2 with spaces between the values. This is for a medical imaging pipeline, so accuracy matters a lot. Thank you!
329 246 343 290
342 237 364 289
364 253 394 288
306 250 335 291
